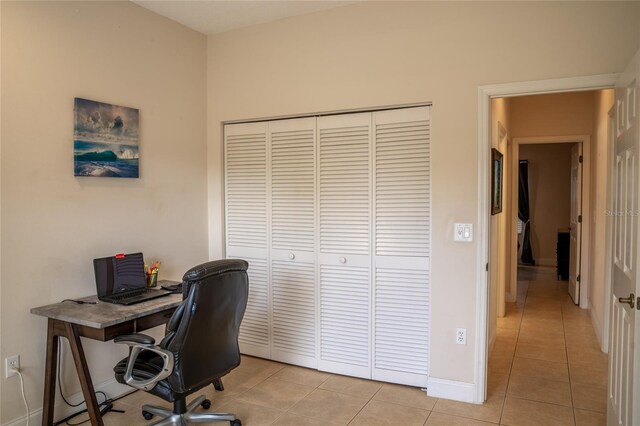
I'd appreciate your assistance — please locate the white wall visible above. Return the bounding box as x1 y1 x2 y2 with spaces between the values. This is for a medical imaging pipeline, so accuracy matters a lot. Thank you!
0 2 207 423
206 1 640 387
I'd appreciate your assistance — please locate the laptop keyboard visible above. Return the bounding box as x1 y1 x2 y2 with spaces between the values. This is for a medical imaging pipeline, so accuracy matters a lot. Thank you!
105 287 153 302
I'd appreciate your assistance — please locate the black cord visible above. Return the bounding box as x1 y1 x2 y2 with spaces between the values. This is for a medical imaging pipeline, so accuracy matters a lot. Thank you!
61 299 97 305
57 344 106 408
54 398 126 426
54 337 138 425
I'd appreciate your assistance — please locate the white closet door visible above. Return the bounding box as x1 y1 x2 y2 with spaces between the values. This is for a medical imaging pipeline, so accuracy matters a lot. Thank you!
317 113 372 378
372 107 431 387
269 118 317 367
224 122 270 358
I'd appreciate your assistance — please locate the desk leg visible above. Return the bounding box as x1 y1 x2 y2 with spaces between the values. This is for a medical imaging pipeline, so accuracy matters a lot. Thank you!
40 320 104 426
42 319 59 426
64 322 103 426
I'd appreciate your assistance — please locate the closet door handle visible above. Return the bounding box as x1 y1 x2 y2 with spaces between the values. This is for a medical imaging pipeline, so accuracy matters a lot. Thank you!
289 252 295 260
339 256 347 264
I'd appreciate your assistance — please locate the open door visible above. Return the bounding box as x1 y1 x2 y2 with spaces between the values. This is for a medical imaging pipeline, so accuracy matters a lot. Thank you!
608 49 640 426
569 143 582 304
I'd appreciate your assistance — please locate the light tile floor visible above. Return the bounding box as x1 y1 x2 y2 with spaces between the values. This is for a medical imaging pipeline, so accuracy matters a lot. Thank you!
101 266 607 425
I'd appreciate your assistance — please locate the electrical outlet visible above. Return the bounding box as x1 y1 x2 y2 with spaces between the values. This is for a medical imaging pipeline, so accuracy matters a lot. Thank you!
456 328 467 345
5 355 20 378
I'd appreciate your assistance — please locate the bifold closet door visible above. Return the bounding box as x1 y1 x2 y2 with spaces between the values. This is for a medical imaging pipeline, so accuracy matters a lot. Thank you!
317 112 372 378
372 107 431 387
269 118 317 368
224 122 270 359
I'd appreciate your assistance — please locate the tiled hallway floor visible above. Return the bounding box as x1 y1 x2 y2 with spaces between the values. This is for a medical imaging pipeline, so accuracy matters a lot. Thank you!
490 266 608 426
101 266 607 425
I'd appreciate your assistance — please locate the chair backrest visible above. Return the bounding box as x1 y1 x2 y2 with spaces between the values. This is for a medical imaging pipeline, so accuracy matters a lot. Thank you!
160 259 248 395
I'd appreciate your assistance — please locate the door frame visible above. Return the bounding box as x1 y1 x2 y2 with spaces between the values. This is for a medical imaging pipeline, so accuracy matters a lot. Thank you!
601 106 616 354
508 135 590 309
476 73 618 403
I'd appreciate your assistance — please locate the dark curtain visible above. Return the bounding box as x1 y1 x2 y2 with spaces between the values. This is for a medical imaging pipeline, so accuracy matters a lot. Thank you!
518 160 535 265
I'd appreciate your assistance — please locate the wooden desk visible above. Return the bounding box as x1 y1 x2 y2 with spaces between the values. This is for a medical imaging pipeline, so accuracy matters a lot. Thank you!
31 293 183 426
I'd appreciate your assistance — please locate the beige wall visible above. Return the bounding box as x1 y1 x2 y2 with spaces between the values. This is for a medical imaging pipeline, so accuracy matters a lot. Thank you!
519 144 573 266
590 89 615 348
489 98 510 349
207 2 640 385
510 92 596 139
0 2 207 423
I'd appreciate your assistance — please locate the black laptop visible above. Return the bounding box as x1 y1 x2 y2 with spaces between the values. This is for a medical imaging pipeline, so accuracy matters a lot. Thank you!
93 252 171 305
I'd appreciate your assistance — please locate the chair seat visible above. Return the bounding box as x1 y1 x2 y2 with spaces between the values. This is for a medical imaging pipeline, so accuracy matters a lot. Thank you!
114 351 175 402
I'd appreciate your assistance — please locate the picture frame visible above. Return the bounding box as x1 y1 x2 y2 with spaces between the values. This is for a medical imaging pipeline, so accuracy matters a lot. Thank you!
74 98 140 178
491 148 503 215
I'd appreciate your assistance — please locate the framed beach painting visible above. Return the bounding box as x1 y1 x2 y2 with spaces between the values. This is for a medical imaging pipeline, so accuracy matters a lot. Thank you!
491 148 503 215
74 98 139 178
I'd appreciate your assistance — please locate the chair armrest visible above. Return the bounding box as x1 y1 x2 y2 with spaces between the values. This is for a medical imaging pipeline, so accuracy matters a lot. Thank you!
115 338 173 391
114 333 156 345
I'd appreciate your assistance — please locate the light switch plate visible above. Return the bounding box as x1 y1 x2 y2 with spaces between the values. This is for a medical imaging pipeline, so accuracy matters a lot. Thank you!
454 223 473 242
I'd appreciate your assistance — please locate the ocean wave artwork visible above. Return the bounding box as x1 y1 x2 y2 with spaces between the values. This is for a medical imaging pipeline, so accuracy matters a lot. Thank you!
74 98 139 178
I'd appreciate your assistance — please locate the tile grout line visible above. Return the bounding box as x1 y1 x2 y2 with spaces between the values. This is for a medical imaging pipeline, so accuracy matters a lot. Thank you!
559 293 577 426
499 276 528 426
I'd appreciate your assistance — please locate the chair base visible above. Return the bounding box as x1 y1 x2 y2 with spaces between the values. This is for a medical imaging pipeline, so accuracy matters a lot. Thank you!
142 395 240 426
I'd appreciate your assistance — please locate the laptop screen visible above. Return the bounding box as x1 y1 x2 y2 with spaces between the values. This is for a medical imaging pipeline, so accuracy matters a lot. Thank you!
93 252 146 297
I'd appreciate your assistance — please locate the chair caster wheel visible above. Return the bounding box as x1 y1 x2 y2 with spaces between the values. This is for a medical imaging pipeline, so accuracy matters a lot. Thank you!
201 399 212 410
230 420 242 426
142 411 154 420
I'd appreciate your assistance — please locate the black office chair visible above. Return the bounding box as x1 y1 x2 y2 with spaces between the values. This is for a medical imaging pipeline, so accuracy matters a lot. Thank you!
114 259 249 426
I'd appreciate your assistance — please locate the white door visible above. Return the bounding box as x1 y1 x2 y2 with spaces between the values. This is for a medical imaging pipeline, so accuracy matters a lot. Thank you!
224 122 270 358
608 49 640 426
569 143 583 304
372 107 431 387
317 112 372 379
268 118 317 368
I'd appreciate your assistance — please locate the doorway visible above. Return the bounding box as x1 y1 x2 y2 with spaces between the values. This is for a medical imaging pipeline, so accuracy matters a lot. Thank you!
508 135 590 309
485 93 612 423
477 78 618 408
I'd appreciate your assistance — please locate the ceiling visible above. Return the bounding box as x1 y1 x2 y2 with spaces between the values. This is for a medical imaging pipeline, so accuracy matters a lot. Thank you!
131 1 356 35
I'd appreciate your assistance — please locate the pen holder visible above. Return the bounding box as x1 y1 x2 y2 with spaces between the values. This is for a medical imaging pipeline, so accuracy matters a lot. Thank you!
146 271 158 287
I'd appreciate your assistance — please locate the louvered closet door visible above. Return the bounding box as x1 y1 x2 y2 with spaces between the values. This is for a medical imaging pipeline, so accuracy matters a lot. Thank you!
372 107 431 387
224 122 270 359
317 113 372 378
269 118 317 368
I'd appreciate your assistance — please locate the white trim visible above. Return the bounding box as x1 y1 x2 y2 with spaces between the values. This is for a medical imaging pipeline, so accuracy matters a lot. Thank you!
476 85 491 405
2 378 131 426
426 377 476 403
478 74 618 99
488 325 497 354
601 106 616 354
476 73 618 404
223 102 433 124
589 300 606 353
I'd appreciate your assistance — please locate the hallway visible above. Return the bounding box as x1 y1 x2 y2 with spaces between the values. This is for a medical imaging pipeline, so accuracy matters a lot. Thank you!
489 266 608 425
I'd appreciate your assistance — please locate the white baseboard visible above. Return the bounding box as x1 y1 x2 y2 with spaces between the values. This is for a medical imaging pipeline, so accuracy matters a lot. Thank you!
588 301 607 353
489 328 497 354
3 378 132 426
426 377 477 403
